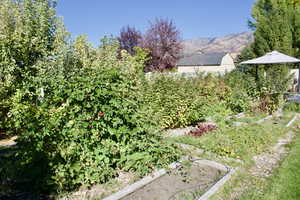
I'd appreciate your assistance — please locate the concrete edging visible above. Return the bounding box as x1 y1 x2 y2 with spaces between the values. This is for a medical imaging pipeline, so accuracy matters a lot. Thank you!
198 168 236 200
286 114 298 127
196 112 296 200
256 115 273 124
102 157 187 200
191 159 236 200
102 168 167 200
103 157 234 200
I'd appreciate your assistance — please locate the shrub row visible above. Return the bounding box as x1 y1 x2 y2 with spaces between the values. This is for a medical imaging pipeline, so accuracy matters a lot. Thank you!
140 72 257 130
1 46 267 194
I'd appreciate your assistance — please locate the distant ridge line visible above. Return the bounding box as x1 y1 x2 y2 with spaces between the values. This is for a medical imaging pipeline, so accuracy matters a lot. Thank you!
181 32 254 55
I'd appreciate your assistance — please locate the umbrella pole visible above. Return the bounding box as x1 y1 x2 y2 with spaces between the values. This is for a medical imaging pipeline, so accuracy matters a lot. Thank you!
256 65 258 81
298 65 300 93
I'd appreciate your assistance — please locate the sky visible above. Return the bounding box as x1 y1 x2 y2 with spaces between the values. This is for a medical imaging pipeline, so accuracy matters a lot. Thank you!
56 0 255 46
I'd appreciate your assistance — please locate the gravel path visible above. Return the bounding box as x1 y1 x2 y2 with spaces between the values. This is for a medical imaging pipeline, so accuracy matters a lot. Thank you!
250 130 296 177
224 115 298 200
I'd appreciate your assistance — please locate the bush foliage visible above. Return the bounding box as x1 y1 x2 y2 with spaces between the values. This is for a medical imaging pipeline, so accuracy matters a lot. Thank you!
2 39 180 192
141 72 258 129
283 102 300 112
0 0 284 195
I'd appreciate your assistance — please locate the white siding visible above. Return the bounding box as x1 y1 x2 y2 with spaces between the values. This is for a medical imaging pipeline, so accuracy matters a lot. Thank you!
221 53 235 66
177 65 235 74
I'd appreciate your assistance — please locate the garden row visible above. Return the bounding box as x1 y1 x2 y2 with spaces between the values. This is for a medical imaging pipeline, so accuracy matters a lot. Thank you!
73 105 298 199
0 64 282 198
0 42 283 197
204 107 300 200
0 0 285 197
171 110 294 162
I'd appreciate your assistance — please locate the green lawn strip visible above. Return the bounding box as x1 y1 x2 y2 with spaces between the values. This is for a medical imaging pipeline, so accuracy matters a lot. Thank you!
209 168 265 200
208 114 300 200
237 132 300 200
171 114 291 161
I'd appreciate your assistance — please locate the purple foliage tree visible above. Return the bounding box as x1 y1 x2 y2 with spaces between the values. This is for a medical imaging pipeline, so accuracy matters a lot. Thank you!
142 18 182 71
118 26 142 55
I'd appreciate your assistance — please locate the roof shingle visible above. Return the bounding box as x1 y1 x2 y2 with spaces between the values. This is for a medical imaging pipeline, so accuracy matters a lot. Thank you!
177 52 227 66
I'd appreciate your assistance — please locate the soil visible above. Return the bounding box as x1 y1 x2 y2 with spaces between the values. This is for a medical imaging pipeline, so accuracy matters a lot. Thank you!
121 162 225 200
59 171 136 200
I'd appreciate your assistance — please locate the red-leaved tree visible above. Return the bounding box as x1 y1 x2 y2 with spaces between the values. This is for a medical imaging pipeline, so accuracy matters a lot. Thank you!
142 18 182 71
117 26 142 55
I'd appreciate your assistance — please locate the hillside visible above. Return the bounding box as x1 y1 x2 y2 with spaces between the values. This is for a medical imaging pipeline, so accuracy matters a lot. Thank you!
181 32 254 56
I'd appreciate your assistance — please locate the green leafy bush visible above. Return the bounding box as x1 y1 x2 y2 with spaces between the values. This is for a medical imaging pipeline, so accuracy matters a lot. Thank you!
4 41 180 192
0 0 68 135
223 70 258 113
141 73 247 129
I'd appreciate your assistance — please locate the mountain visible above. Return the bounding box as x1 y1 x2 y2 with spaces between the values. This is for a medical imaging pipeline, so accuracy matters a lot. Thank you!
181 32 254 56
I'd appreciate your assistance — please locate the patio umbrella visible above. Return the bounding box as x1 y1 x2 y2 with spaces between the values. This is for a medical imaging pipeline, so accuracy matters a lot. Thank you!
240 51 300 65
240 51 300 92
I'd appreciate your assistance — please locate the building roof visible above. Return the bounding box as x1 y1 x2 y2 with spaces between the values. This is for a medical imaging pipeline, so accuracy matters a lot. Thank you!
177 52 227 66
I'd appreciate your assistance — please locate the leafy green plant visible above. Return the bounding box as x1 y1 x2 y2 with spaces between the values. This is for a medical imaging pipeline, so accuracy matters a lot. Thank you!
223 70 258 113
0 0 68 135
2 40 180 193
141 73 236 129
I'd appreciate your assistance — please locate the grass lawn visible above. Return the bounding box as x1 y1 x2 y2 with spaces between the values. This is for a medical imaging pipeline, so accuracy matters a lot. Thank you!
238 131 300 200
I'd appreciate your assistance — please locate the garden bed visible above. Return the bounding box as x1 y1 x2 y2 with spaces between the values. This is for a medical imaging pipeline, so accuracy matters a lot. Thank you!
170 112 293 161
104 159 231 200
165 112 274 138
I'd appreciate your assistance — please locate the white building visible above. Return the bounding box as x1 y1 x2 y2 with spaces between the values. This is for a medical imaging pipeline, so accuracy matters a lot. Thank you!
176 52 235 74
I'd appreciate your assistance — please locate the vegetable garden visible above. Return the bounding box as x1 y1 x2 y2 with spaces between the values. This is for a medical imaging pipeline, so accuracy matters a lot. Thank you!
0 0 298 199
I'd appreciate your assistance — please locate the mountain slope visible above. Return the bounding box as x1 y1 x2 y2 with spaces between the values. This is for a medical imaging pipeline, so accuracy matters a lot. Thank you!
181 32 254 55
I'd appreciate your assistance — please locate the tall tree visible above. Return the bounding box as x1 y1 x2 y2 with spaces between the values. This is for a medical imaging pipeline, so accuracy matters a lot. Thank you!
0 0 67 88
250 0 293 56
239 0 297 92
291 1 300 57
117 26 142 55
142 18 182 71
0 0 68 131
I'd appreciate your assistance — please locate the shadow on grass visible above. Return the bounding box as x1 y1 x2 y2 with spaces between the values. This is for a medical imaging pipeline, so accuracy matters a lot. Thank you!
0 145 55 200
